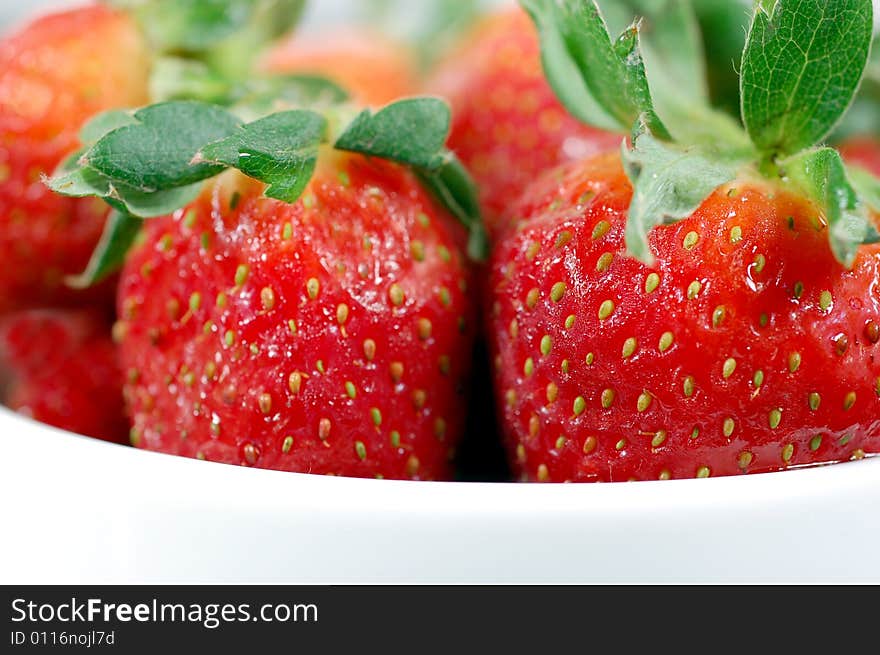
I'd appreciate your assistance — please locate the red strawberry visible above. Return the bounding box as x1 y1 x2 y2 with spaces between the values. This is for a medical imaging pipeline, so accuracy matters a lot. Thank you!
117 157 476 480
0 308 128 443
427 8 619 240
489 152 880 482
0 5 151 313
262 28 418 106
487 0 880 481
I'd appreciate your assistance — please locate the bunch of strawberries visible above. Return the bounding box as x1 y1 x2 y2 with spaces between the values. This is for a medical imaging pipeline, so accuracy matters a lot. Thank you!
3 0 880 483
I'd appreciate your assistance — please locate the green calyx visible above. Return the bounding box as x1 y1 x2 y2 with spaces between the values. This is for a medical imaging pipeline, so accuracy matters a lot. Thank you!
110 1 318 113
47 96 488 287
110 0 306 80
523 0 880 268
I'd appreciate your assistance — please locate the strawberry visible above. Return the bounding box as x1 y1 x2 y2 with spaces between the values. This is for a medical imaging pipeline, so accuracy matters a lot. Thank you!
48 94 486 480
427 7 619 240
491 151 880 481
0 308 127 443
489 0 880 481
262 27 418 106
117 160 474 479
0 5 150 313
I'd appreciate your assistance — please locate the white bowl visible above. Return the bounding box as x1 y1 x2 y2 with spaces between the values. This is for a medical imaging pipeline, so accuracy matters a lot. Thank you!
1 406 879 584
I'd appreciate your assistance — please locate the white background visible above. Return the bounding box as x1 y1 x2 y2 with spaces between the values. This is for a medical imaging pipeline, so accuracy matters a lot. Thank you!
0 0 508 30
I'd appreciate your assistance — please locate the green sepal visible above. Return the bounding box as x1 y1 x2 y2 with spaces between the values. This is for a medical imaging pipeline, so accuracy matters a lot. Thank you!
199 110 327 202
46 165 112 199
48 95 489 270
781 147 878 266
148 57 236 104
334 98 451 170
202 0 306 80
601 0 709 105
740 0 874 158
832 35 880 142
601 1 754 151
335 98 489 261
622 118 742 262
231 75 350 119
523 0 622 132
416 156 490 262
117 0 304 54
149 58 351 116
109 184 204 219
690 0 752 115
79 111 139 145
520 0 669 138
847 164 880 216
47 162 203 219
66 210 144 289
82 101 242 191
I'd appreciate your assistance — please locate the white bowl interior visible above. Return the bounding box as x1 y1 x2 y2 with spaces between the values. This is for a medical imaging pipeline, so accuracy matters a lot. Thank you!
2 407 878 583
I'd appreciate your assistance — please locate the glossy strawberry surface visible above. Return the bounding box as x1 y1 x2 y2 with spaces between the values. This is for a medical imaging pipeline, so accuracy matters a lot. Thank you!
0 5 150 313
428 8 619 240
0 308 127 443
489 152 880 482
118 155 476 480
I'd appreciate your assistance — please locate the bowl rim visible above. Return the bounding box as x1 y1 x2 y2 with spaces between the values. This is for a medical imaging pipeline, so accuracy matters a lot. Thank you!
5 405 880 584
3 404 878 505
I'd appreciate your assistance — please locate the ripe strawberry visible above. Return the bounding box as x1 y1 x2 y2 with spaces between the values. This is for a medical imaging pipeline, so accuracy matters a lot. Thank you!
488 0 880 481
262 28 418 106
0 308 128 443
117 158 476 480
490 152 880 481
0 5 151 313
427 8 619 240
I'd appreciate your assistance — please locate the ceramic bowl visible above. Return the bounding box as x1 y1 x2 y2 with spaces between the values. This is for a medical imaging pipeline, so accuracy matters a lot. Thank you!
1 406 878 584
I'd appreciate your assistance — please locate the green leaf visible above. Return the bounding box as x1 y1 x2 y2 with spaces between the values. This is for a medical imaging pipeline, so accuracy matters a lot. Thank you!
622 120 742 262
148 57 235 104
79 111 138 145
231 75 350 120
521 0 669 138
599 0 753 151
781 147 877 266
334 98 451 170
204 0 307 79
149 58 351 115
600 0 707 102
832 36 880 142
199 110 327 202
46 165 112 199
416 155 490 261
123 0 305 54
740 0 874 157
47 162 203 219
847 164 880 213
637 0 708 104
126 0 256 52
66 210 144 289
110 183 204 219
83 101 241 191
691 0 753 116
522 0 620 132
334 98 489 261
